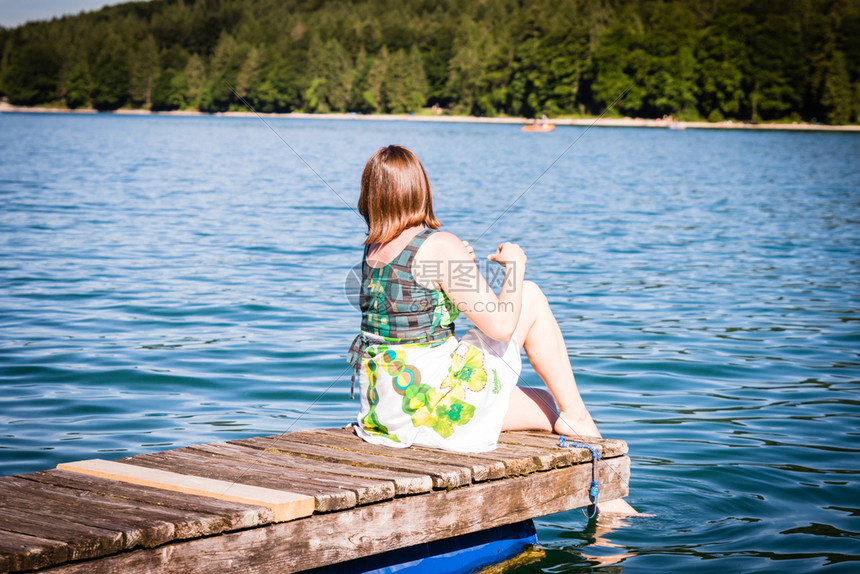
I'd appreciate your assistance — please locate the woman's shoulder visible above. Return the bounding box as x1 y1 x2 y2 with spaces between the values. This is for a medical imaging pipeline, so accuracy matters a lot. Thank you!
419 230 470 263
424 230 464 252
413 230 469 288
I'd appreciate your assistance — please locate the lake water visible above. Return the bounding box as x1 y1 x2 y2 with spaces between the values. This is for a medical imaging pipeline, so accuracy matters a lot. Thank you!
1 112 858 572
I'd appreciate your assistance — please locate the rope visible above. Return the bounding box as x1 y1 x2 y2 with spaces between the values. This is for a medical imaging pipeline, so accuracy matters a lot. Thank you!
558 436 600 518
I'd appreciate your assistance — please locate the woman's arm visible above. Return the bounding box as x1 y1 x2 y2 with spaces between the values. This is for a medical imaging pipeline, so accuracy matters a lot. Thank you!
413 231 526 342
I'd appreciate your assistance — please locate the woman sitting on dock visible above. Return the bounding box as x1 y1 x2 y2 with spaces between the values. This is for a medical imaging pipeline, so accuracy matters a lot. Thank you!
348 145 636 514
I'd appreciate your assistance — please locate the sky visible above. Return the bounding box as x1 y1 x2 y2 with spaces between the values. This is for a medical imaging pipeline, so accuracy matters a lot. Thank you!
0 1 128 28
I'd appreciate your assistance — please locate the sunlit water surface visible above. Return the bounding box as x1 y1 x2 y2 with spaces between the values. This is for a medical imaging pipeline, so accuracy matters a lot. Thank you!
1 113 858 572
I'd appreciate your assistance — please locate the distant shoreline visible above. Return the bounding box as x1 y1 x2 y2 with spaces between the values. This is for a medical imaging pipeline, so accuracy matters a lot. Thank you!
2 102 858 133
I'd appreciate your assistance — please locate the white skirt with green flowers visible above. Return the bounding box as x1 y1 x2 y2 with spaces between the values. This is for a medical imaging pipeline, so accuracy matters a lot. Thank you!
354 327 522 453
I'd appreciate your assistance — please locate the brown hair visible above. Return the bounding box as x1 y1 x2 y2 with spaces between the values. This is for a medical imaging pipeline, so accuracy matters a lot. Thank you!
358 145 441 245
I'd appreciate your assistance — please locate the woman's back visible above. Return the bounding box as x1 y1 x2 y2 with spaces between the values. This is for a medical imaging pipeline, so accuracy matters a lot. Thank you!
359 227 457 343
350 226 520 453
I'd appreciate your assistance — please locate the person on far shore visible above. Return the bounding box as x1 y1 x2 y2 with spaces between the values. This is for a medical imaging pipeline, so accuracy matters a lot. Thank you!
347 145 638 515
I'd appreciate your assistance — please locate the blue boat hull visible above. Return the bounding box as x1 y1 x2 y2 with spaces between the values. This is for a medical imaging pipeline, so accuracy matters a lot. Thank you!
305 520 539 574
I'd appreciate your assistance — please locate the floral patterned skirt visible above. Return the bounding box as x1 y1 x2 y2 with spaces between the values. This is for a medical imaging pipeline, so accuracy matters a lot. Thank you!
354 328 522 453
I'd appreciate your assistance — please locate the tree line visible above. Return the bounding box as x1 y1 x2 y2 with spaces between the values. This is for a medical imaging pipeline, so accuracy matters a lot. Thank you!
1 0 858 124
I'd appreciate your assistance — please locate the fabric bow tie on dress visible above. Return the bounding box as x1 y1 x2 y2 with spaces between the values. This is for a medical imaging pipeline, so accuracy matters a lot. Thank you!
346 332 370 399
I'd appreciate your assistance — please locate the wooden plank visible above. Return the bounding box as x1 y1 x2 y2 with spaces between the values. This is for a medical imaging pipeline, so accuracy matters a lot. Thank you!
128 448 394 508
0 505 123 559
187 442 433 496
312 428 506 480
0 472 248 572
289 429 501 479
0 509 140 555
124 451 358 512
0 466 288 574
3 472 254 542
419 441 544 475
232 437 469 489
57 459 314 523
22 470 273 531
279 428 571 476
487 443 557 472
312 428 559 475
289 428 507 482
4 470 269 547
42 456 630 574
309 429 626 474
244 435 474 487
0 530 70 573
500 432 628 459
0 477 175 546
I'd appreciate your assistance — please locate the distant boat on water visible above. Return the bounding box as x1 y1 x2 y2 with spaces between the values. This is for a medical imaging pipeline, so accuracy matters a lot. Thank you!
521 123 555 132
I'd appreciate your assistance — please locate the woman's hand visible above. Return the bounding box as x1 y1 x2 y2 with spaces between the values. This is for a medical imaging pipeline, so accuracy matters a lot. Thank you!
487 242 527 268
462 240 476 262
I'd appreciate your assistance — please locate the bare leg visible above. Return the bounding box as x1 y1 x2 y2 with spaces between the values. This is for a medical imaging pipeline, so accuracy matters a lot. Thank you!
502 281 640 516
505 280 599 437
502 387 554 431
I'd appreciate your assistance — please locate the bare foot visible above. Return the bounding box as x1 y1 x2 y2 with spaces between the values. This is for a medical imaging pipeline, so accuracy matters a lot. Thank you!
553 409 600 438
580 549 634 567
596 498 645 516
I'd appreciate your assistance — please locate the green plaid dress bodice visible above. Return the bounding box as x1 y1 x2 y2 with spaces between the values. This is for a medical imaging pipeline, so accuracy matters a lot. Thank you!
346 228 459 398
360 228 459 340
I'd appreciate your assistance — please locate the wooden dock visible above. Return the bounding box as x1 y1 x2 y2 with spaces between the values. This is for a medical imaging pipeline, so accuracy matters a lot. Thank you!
0 427 629 573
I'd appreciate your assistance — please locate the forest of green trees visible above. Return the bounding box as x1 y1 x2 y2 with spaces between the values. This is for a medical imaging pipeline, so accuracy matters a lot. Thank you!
1 0 858 124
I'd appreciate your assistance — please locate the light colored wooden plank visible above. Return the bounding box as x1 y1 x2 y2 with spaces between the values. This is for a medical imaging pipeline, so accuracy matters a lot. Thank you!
57 459 314 523
42 456 630 574
25 470 273 531
124 451 360 512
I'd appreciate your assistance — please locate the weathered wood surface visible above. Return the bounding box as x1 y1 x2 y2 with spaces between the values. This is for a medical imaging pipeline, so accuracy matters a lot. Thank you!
41 455 630 574
278 428 509 481
234 436 473 489
0 428 629 573
0 470 272 573
500 431 628 460
187 442 433 496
